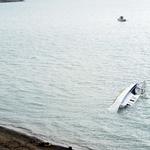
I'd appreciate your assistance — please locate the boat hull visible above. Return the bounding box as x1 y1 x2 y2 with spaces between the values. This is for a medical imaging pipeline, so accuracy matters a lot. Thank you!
118 19 126 22
108 83 139 112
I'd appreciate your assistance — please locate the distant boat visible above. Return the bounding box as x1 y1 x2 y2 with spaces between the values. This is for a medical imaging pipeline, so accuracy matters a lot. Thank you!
118 16 126 22
108 81 146 112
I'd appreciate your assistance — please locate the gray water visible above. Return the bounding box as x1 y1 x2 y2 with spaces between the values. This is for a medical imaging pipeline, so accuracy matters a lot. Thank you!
1 0 150 149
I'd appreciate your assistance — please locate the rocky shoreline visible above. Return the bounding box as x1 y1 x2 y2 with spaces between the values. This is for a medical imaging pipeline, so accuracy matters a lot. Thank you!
0 126 73 150
0 0 23 2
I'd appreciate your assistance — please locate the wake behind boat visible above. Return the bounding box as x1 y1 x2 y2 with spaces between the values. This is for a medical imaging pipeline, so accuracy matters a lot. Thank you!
108 81 146 112
118 16 126 22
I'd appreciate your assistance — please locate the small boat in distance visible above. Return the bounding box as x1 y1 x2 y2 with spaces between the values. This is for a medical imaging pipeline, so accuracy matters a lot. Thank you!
118 16 126 22
108 81 146 112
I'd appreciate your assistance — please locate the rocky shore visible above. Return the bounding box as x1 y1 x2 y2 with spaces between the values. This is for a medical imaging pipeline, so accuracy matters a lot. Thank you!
0 0 23 2
0 126 73 150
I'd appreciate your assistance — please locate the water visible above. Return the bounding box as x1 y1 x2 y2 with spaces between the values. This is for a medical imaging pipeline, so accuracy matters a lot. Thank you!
0 0 150 149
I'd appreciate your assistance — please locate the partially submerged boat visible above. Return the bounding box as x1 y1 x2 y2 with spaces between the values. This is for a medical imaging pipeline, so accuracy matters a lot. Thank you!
118 16 126 22
108 81 146 112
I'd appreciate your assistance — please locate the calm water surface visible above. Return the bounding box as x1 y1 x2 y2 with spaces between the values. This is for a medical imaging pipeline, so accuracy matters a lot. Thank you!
0 0 150 149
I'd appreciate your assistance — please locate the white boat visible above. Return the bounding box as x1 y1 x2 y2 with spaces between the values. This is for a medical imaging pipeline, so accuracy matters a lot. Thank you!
108 81 146 112
118 16 126 22
118 18 126 22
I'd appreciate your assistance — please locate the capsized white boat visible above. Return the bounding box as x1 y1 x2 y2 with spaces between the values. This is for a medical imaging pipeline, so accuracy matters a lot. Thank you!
108 81 146 112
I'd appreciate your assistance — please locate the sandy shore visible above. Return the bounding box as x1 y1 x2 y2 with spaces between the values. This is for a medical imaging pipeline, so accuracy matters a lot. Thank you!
0 126 73 150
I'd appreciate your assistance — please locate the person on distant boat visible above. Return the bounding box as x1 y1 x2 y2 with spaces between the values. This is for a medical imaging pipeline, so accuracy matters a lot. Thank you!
120 16 123 20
